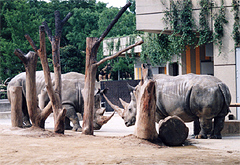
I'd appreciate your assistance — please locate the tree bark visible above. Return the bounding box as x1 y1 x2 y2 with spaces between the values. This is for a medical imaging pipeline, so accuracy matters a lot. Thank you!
14 49 47 128
82 37 98 135
9 86 23 128
81 2 144 135
133 64 157 140
40 11 72 134
158 116 189 146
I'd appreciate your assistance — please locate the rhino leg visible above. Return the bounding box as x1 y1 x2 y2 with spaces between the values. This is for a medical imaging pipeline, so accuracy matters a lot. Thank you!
64 117 72 130
193 118 200 136
210 116 225 139
195 118 212 139
65 105 82 132
22 96 32 128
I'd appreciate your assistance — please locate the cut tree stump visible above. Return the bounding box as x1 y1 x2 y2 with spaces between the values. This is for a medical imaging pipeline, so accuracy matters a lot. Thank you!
9 86 23 128
158 116 189 146
133 64 158 140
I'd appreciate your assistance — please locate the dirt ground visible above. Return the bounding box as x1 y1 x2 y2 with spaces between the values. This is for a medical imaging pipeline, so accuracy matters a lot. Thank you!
0 125 240 165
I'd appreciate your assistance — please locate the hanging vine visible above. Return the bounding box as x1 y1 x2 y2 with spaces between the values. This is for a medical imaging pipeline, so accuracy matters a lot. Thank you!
165 0 196 52
232 0 240 47
213 0 228 55
197 0 213 46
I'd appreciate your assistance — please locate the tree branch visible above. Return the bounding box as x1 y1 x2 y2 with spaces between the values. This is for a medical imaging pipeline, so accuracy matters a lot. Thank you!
25 34 38 52
61 12 72 25
94 2 131 47
96 40 144 66
41 101 52 121
42 21 53 42
14 49 28 64
37 25 57 106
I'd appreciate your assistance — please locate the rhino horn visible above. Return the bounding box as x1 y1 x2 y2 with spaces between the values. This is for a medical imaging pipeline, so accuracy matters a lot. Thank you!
98 110 115 125
119 98 129 111
103 94 124 118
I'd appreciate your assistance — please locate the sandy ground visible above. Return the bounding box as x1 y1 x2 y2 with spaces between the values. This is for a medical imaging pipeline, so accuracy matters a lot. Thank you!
0 114 240 165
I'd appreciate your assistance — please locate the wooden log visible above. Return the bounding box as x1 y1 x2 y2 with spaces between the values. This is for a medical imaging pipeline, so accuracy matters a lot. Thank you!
158 116 189 146
9 86 23 128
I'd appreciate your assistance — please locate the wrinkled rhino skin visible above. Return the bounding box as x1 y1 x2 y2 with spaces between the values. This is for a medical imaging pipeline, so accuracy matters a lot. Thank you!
154 74 231 139
114 73 231 139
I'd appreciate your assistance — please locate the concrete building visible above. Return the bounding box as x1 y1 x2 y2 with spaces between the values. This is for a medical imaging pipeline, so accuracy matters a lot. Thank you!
135 0 239 120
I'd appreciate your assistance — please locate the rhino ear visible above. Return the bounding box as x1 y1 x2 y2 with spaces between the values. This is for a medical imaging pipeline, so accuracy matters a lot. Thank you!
127 83 136 92
119 98 129 110
96 108 106 115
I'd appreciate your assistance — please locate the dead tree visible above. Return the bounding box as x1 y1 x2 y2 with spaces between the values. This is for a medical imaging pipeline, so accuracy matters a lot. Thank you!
9 86 23 127
82 2 144 135
13 49 52 129
25 10 72 134
33 11 72 134
133 64 158 140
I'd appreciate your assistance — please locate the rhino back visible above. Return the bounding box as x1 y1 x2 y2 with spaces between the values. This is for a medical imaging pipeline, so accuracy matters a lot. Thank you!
154 73 230 122
7 71 54 99
154 74 195 121
189 75 230 118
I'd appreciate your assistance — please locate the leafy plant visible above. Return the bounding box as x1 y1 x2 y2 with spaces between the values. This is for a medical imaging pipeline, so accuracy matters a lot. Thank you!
213 0 228 55
232 0 240 47
141 33 175 66
197 0 213 46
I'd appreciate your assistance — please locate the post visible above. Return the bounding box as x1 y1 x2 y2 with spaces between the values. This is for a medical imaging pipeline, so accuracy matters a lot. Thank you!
82 37 98 135
134 80 157 140
133 64 157 140
10 86 23 127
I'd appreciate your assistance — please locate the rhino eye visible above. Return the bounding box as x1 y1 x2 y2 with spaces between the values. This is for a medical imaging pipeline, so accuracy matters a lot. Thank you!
129 108 132 112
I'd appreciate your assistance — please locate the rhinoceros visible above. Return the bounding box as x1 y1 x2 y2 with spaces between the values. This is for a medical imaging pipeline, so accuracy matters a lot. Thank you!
105 73 231 139
7 71 114 131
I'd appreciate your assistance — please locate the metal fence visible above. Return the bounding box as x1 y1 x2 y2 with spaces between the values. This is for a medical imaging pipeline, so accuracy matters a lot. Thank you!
100 80 140 111
0 84 7 99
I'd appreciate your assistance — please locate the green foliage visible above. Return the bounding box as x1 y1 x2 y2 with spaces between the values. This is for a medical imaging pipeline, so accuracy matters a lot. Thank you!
232 0 240 47
128 0 136 14
142 0 196 67
1 0 137 81
97 7 137 38
0 0 45 80
60 45 85 74
141 33 176 66
197 0 213 46
213 0 228 55
66 7 99 51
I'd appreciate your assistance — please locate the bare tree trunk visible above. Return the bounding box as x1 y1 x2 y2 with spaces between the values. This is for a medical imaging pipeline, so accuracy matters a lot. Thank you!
40 11 72 134
9 86 23 128
133 64 157 140
82 37 98 135
14 50 47 128
81 2 144 135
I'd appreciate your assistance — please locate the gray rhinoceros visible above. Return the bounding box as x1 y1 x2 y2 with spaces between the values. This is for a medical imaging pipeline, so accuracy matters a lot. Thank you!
7 71 114 131
105 73 231 139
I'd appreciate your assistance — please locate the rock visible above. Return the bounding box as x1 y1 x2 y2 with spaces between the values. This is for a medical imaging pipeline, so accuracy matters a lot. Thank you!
158 116 189 146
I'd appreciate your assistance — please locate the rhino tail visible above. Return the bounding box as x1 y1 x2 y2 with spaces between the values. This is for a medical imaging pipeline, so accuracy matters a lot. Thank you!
218 83 231 112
